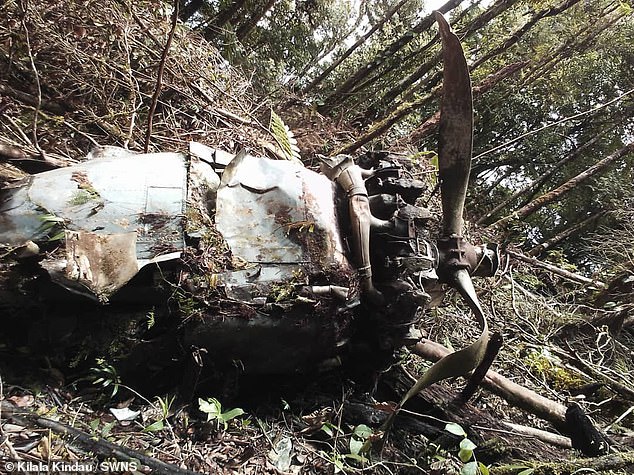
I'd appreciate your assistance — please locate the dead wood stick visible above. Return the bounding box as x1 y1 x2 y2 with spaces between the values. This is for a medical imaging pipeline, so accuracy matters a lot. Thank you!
494 451 634 475
0 143 28 160
506 249 606 288
413 339 568 430
189 84 255 126
501 422 571 448
0 84 67 116
144 0 179 152
1 401 202 475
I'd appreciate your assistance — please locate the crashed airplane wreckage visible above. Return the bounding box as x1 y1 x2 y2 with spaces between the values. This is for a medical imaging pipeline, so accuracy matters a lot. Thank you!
0 13 498 379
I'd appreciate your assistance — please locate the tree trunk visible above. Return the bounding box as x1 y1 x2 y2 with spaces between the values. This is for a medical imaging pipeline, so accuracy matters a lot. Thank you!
470 0 583 72
492 142 634 228
301 0 413 95
344 0 482 115
520 4 622 86
528 210 606 256
336 59 527 155
235 0 277 41
405 60 528 145
506 249 606 287
476 130 608 225
318 0 463 114
207 0 249 36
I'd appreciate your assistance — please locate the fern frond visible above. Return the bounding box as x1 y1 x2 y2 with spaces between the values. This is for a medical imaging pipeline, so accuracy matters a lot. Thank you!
269 111 301 162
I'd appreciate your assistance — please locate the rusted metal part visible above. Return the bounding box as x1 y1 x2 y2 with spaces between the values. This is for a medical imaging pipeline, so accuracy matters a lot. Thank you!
0 149 187 300
319 154 390 303
215 152 352 303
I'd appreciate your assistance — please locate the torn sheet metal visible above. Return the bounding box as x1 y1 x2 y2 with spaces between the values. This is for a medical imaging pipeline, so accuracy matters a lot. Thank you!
215 153 350 302
0 148 187 300
41 230 139 301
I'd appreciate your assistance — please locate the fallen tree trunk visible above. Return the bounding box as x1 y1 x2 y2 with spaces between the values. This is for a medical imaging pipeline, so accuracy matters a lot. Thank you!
410 339 609 456
413 339 568 430
494 451 634 475
506 249 606 288
381 366 568 462
412 340 609 456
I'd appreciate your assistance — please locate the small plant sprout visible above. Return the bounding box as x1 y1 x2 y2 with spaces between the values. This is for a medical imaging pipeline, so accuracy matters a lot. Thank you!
347 424 372 462
198 397 245 430
445 422 490 475
90 358 121 398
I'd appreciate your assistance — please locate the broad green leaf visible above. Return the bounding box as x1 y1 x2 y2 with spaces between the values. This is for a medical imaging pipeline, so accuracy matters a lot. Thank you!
144 419 165 432
458 448 474 463
460 461 478 475
221 407 245 422
445 422 467 437
460 438 477 451
198 397 221 419
349 437 364 456
478 462 490 475
353 424 372 439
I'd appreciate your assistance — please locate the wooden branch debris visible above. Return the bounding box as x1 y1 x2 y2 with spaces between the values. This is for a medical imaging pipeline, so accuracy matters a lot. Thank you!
528 210 607 256
412 339 568 431
1 401 203 475
501 422 571 449
411 339 612 456
494 451 634 475
506 249 606 288
492 141 634 228
144 0 179 152
382 365 569 461
190 84 255 126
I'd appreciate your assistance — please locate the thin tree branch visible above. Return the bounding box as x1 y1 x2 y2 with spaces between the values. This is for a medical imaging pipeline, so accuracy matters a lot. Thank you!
506 249 606 288
144 0 179 152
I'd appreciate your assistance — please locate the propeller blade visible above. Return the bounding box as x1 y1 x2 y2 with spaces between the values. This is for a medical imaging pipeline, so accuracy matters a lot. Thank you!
451 268 485 321
435 11 473 237
395 267 488 411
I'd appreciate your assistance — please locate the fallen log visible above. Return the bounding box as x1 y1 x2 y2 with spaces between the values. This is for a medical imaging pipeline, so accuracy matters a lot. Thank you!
381 367 568 463
411 339 609 456
413 339 568 429
494 451 634 475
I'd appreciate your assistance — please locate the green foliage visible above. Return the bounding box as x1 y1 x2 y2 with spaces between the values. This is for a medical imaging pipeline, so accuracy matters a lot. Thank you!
318 423 374 473
444 423 489 475
38 213 66 242
146 309 155 330
89 418 116 439
524 349 585 391
348 424 372 457
198 397 246 430
89 358 121 398
269 110 301 161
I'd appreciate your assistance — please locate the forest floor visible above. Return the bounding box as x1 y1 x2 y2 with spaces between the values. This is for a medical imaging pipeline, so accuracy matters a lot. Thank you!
1 256 633 475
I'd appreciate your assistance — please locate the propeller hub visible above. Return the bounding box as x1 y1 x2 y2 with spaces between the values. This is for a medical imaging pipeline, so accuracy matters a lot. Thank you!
437 235 475 282
436 235 499 283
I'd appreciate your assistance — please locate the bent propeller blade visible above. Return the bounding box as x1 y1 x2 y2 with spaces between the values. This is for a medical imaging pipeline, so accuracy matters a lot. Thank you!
435 11 473 237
